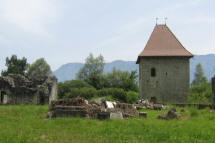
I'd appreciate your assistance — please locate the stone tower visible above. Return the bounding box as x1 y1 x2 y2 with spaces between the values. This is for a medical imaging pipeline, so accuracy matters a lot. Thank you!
137 25 193 104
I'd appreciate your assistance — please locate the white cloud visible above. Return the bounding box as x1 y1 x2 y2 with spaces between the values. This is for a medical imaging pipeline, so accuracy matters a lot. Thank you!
0 0 60 37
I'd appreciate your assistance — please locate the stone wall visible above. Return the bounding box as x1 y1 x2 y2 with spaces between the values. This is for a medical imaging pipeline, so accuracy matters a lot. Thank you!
139 57 190 104
0 74 57 104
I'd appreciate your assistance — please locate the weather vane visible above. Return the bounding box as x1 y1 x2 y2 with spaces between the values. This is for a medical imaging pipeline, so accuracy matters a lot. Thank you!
164 17 168 25
156 17 159 25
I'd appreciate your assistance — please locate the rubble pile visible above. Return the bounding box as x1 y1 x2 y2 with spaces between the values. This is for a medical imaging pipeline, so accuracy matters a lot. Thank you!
158 108 180 120
47 97 137 119
135 99 167 110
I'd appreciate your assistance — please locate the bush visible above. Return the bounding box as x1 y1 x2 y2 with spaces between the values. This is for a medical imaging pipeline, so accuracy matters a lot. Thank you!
111 88 126 102
58 80 93 98
189 107 199 117
98 88 127 102
79 87 97 99
64 87 97 99
126 91 139 104
188 82 212 104
98 88 114 97
64 88 80 98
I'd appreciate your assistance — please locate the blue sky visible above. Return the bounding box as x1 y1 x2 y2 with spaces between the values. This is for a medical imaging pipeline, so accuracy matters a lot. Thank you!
0 0 214 71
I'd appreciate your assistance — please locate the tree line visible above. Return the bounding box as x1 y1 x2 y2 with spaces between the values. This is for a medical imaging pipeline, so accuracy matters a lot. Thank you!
1 54 213 104
1 55 51 78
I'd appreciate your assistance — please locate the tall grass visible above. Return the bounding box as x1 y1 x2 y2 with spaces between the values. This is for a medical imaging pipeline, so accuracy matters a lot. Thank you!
0 105 215 143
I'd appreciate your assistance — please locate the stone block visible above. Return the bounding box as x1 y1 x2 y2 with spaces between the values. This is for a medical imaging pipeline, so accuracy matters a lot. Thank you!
139 112 147 118
110 112 123 119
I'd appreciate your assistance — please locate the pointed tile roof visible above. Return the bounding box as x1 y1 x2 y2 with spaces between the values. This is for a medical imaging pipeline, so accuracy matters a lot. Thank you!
137 25 193 63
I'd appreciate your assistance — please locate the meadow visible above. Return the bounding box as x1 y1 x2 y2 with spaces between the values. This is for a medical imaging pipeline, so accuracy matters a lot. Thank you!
0 105 215 143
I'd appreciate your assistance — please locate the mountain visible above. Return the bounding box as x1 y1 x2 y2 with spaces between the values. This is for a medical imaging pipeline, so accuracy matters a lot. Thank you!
54 54 215 82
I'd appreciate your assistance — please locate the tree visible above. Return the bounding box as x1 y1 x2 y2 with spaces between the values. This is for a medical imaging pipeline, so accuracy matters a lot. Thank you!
191 63 208 87
27 58 51 78
76 53 105 89
1 55 29 76
105 68 139 92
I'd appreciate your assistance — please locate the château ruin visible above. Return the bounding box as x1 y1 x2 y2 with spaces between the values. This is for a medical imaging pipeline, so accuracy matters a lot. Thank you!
0 74 57 104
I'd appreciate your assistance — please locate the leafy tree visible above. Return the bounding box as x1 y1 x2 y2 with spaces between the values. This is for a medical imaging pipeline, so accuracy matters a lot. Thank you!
191 63 208 87
27 58 51 78
1 55 29 76
76 53 105 89
105 68 139 92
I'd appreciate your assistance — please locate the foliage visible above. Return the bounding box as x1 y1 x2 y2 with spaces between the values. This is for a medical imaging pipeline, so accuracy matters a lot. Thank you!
111 88 126 102
76 53 105 89
105 68 139 92
191 63 208 87
1 55 29 76
2 105 215 143
98 88 114 97
97 88 127 102
64 87 97 99
188 82 212 104
125 91 139 104
27 58 51 78
188 107 199 117
58 80 93 98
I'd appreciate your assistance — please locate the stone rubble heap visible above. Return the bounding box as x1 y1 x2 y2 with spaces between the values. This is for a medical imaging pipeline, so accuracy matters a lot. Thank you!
46 97 137 119
157 108 180 120
134 99 167 110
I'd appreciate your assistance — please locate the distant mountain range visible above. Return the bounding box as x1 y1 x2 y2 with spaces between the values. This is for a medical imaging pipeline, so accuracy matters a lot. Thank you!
54 54 215 83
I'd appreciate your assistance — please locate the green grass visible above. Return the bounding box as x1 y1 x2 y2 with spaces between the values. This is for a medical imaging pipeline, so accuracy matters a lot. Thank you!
0 105 215 143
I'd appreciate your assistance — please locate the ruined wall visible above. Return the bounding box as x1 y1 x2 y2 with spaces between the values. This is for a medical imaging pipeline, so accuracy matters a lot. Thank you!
0 74 58 105
139 57 190 104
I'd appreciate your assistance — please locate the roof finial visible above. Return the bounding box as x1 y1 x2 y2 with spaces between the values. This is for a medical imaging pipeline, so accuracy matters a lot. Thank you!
164 17 168 25
156 17 159 25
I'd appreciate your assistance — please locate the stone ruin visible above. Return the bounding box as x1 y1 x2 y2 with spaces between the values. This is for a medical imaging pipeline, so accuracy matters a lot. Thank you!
0 74 57 104
46 97 137 119
158 108 180 120
135 99 167 110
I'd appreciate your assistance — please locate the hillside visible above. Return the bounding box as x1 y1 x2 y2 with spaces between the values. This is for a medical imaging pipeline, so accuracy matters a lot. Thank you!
54 54 215 82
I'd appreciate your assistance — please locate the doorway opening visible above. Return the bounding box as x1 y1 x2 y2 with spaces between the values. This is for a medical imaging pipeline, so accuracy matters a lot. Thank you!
0 91 6 104
150 97 157 104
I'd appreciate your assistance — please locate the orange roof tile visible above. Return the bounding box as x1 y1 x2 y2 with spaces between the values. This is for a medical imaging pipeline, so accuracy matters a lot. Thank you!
137 25 193 63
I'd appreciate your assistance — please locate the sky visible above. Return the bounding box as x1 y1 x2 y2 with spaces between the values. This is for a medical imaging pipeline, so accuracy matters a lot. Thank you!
0 0 215 71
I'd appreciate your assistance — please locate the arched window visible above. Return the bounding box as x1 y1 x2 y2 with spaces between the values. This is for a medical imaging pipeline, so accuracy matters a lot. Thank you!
151 68 156 77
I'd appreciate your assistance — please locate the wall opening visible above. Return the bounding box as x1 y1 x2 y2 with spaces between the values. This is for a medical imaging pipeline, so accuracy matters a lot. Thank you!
39 94 45 105
151 68 156 77
0 91 6 104
150 97 157 104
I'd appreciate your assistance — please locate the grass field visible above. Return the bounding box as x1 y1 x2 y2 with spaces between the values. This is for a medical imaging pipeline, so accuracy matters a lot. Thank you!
0 105 215 143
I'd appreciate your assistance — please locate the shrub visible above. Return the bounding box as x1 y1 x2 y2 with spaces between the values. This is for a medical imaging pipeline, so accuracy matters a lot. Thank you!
188 82 212 104
64 87 97 99
58 80 93 98
98 88 114 97
98 88 127 102
79 87 97 99
64 88 80 98
189 107 199 117
111 88 126 102
125 91 139 104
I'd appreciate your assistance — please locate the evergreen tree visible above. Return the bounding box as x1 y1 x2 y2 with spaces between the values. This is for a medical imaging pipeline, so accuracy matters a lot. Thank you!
191 63 208 86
